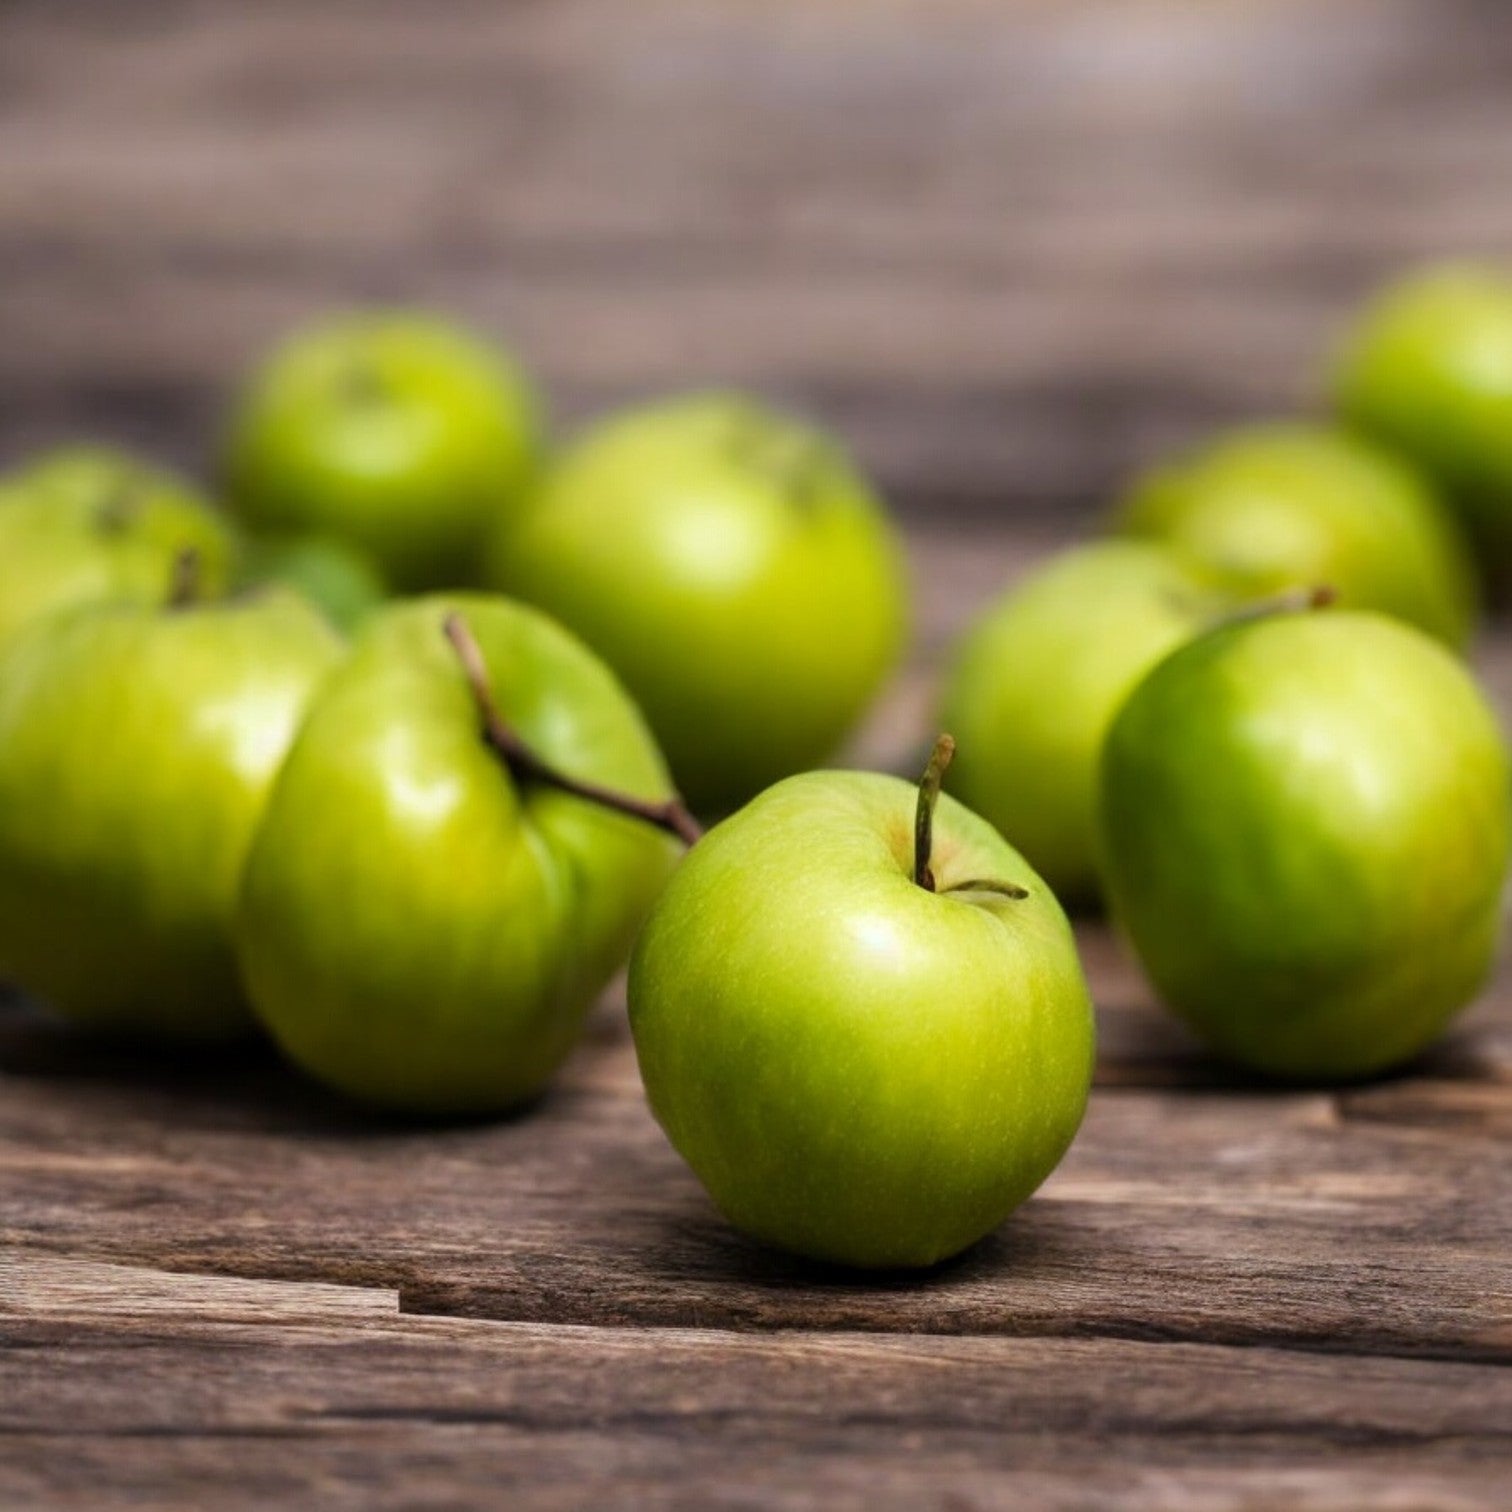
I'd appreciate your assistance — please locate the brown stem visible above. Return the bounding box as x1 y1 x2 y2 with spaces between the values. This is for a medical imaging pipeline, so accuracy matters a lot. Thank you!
1215 583 1337 630
913 734 1029 900
443 612 702 848
167 547 203 609
913 733 955 890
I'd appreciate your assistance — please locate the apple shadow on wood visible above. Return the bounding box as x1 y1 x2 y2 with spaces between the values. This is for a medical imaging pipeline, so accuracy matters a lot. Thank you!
0 992 559 1138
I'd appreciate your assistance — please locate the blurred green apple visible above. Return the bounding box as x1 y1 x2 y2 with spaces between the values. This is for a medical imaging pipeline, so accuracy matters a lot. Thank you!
237 595 684 1114
222 312 541 591
1113 423 1477 648
0 588 342 1038
629 743 1094 1269
0 445 237 654
238 532 389 633
1334 264 1512 588
1100 609 1509 1080
486 393 908 813
940 540 1223 907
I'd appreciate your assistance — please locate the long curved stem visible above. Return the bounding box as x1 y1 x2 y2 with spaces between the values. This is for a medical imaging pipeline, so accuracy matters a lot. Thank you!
443 612 703 848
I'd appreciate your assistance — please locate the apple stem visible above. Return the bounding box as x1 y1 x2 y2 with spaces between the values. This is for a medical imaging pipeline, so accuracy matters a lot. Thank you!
442 612 703 848
167 547 203 609
1219 583 1337 628
913 733 956 891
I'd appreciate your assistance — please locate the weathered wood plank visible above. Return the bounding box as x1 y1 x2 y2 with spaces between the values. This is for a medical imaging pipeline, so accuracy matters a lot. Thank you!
3 0 1512 515
3 1256 1510 1512
0 1251 398 1323
4 925 1510 1358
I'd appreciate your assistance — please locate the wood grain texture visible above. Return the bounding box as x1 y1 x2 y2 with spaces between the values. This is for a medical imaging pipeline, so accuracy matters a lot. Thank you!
4 892 1512 1360
3 0 1512 518
4 1256 1512 1512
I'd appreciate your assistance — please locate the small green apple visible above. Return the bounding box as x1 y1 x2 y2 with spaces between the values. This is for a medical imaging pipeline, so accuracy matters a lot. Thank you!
486 392 908 814
629 739 1095 1269
222 312 541 591
939 540 1224 907
1333 264 1512 588
237 532 389 633
0 586 343 1038
1113 423 1477 647
1100 608 1509 1080
236 595 686 1115
0 445 237 654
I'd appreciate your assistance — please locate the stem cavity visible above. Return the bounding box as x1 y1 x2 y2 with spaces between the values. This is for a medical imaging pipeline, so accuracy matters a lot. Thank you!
338 362 389 408
947 877 1030 900
443 612 703 848
95 480 143 535
167 547 203 609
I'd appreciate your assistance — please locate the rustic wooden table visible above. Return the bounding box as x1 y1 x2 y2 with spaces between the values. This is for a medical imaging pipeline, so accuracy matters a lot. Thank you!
3 3 1512 1508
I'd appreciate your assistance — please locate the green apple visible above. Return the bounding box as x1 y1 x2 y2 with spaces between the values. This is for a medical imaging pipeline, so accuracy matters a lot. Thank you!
0 445 237 654
236 595 686 1114
1333 263 1512 587
939 540 1224 907
629 740 1095 1269
0 588 342 1038
222 312 541 591
486 392 908 814
1100 609 1509 1080
1113 423 1477 648
237 532 388 633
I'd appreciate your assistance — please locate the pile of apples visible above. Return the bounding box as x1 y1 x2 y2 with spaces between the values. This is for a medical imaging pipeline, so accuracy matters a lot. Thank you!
2 264 1510 1272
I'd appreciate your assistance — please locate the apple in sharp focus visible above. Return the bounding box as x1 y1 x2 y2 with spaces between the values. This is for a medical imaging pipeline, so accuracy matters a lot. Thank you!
629 741 1095 1269
236 595 684 1115
1099 608 1509 1080
1333 263 1512 591
939 540 1224 908
1112 422 1478 648
222 311 542 592
0 444 238 654
486 392 908 814
0 587 343 1038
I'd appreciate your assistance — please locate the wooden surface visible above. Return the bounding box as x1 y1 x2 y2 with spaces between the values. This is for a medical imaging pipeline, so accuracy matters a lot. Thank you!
5 2 1512 1509
5 0 1512 518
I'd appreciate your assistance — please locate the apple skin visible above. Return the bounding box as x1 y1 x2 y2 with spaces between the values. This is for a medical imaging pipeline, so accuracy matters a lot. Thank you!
237 532 389 633
1113 423 1478 649
1333 264 1512 589
486 393 908 814
222 312 542 592
939 540 1223 908
0 445 238 654
236 594 682 1115
0 589 343 1038
629 770 1095 1269
1100 610 1510 1080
